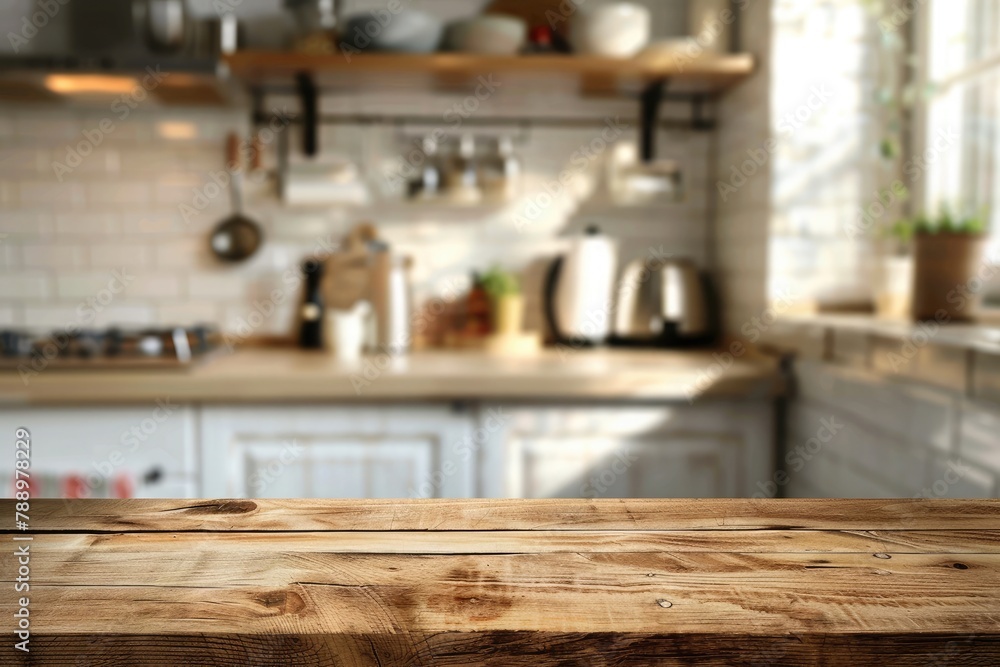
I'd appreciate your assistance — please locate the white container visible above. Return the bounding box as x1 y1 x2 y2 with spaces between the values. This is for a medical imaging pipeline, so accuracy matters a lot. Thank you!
571 3 651 58
326 301 370 364
689 0 733 53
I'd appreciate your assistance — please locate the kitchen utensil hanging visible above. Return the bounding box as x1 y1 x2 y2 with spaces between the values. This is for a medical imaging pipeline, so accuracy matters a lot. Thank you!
210 133 263 263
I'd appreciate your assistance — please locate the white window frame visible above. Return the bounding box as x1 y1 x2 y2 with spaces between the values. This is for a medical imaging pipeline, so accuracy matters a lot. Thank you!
913 1 1000 307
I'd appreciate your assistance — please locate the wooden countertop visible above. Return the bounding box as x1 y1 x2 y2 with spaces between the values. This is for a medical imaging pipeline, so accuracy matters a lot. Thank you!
775 313 1000 355
4 498 999 665
0 348 781 405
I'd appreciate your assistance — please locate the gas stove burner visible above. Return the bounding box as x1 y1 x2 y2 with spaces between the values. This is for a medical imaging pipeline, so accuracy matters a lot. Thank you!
0 325 222 369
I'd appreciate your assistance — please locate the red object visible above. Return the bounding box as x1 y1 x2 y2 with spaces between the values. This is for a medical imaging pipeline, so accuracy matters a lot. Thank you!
529 25 553 48
112 473 135 499
63 474 88 499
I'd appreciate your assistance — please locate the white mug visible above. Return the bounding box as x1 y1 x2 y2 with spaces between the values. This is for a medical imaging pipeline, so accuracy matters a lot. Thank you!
326 301 370 364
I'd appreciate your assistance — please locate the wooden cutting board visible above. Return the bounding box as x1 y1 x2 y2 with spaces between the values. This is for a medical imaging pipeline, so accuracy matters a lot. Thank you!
2 498 999 665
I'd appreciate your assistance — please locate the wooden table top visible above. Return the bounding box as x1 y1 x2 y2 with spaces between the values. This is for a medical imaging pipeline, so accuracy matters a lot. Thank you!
3 498 999 665
0 348 781 405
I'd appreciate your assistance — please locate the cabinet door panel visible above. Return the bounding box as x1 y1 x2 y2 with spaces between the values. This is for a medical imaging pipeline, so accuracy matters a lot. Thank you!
512 436 740 499
482 404 771 499
201 406 472 498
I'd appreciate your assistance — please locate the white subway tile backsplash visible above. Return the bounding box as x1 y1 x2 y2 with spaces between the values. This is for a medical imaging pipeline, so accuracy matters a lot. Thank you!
6 88 711 336
0 305 17 326
21 305 82 330
85 304 157 328
126 274 182 299
223 302 296 337
89 243 152 267
0 147 49 175
21 244 86 269
56 272 133 300
86 183 151 206
119 211 181 235
1 273 52 300
55 213 119 236
0 212 53 237
187 274 247 300
14 112 83 142
154 237 214 269
19 182 86 207
157 301 220 326
118 149 184 175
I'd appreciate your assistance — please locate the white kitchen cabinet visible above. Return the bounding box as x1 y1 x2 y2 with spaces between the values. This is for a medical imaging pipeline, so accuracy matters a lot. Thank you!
0 405 197 498
477 403 773 498
200 405 475 498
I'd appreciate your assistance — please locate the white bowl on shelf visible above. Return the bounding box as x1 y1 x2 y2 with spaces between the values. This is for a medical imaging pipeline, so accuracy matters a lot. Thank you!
444 15 528 55
570 3 651 58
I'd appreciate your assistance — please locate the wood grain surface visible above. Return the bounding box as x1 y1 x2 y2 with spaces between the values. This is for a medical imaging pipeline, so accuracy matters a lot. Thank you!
2 499 999 666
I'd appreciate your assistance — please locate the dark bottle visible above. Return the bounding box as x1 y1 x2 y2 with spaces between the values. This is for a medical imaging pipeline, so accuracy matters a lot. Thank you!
299 259 325 349
464 272 492 338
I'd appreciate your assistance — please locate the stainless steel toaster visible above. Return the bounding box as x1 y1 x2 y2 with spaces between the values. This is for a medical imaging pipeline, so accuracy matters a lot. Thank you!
613 257 715 347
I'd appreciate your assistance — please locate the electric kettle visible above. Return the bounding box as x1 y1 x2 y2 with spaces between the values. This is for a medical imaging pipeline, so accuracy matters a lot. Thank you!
543 226 618 345
613 257 716 347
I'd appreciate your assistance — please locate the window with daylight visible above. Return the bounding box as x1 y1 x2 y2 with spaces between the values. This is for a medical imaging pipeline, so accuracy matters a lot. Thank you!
920 0 1000 259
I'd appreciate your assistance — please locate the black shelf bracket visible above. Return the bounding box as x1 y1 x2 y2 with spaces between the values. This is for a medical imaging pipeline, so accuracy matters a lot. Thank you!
640 78 667 163
296 71 318 157
247 77 719 156
691 94 713 131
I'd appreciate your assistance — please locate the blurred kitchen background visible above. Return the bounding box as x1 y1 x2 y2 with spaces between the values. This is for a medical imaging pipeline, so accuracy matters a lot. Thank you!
1 0 998 500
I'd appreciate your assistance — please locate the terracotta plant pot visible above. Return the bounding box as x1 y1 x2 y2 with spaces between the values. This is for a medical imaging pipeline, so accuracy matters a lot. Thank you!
911 232 986 321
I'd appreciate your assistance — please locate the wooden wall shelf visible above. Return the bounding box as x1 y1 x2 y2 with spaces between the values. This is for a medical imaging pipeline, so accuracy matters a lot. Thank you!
223 51 755 96
224 50 756 156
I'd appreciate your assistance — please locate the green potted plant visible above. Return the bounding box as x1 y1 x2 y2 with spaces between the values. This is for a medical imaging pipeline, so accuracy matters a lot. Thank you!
897 206 988 321
481 266 523 336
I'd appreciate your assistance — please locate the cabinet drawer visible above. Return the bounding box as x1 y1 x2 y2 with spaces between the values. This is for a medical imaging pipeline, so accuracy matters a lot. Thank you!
0 405 196 498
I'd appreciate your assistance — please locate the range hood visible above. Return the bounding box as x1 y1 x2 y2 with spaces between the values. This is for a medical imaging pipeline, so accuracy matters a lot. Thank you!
0 0 239 104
